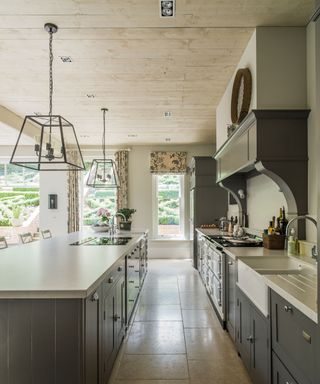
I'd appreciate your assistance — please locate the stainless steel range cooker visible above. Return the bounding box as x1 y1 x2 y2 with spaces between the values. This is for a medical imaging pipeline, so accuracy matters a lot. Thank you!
197 233 262 327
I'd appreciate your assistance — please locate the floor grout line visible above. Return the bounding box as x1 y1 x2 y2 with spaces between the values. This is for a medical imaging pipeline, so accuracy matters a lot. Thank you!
177 269 191 382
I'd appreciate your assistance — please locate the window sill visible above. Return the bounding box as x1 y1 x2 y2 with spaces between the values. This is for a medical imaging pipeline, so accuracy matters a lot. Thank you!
151 238 190 242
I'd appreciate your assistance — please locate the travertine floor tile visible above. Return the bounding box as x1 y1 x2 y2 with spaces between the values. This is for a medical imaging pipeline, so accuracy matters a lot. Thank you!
140 288 180 305
117 354 189 380
188 358 252 384
179 292 211 309
178 277 206 293
135 305 182 321
125 321 185 354
184 328 238 360
182 309 219 328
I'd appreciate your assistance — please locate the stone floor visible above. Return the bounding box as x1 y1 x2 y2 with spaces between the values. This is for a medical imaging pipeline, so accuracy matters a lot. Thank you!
109 259 252 384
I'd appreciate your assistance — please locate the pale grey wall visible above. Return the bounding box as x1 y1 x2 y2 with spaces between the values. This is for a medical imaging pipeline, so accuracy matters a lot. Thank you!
306 22 318 242
39 171 69 236
256 27 307 109
216 31 257 149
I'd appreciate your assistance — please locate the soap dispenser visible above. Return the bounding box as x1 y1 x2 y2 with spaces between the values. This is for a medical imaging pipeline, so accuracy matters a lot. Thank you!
287 228 296 256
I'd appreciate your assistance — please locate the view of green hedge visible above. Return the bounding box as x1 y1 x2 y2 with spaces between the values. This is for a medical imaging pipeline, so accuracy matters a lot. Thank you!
0 188 39 226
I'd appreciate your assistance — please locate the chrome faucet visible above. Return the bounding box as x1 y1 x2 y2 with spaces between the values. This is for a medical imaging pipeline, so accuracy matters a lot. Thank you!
110 212 127 235
286 215 318 260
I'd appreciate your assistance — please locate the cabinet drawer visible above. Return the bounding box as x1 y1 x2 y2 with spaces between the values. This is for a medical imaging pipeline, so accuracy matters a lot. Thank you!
271 290 317 384
272 353 298 384
104 259 125 289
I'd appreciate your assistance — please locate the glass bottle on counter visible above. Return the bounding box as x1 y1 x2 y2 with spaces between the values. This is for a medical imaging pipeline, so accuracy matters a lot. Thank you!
280 206 289 235
268 220 274 235
274 217 281 234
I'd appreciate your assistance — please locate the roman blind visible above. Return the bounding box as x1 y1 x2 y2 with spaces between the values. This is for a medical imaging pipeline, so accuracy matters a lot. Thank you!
150 151 187 174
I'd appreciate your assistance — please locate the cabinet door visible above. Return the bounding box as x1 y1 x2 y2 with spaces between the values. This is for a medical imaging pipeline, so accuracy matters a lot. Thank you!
85 288 102 384
235 288 251 372
226 256 236 341
271 290 317 384
272 353 298 384
115 275 126 349
251 307 269 384
102 289 115 382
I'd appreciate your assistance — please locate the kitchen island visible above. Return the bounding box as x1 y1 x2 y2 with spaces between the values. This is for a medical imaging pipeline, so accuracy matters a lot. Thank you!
0 230 148 384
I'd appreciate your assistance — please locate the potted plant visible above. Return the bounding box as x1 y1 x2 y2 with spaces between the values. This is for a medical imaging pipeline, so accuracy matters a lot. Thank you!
116 208 136 231
92 208 111 232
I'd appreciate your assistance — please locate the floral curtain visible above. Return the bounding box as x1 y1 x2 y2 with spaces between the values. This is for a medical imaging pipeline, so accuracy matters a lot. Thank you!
115 150 129 211
67 151 81 233
150 151 187 174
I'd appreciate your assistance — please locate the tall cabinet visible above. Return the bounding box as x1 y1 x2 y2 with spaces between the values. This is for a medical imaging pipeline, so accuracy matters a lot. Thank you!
189 156 228 268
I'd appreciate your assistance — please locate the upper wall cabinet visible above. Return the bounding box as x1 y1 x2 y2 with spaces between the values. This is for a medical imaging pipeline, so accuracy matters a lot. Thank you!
214 110 310 233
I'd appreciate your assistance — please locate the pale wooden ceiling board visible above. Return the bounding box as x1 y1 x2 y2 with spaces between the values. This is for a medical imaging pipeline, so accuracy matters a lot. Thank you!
0 0 313 145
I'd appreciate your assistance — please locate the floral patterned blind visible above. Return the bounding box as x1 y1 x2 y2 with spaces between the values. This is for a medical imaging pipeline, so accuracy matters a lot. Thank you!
150 151 187 174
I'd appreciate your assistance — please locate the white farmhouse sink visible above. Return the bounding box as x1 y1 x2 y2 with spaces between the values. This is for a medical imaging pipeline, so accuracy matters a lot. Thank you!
237 257 305 316
239 257 303 275
238 260 269 316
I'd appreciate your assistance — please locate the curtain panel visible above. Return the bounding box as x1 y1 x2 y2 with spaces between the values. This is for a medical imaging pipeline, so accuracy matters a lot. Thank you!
67 151 81 233
115 150 129 211
150 151 187 174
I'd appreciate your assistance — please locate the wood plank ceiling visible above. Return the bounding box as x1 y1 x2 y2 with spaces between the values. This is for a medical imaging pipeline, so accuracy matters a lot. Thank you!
0 0 313 146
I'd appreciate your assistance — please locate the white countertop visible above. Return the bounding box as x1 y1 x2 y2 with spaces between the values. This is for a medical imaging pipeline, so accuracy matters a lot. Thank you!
0 230 146 299
196 227 318 322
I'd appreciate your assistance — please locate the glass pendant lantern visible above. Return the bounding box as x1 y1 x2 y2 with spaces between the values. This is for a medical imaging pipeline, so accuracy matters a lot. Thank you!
86 108 119 188
10 23 85 171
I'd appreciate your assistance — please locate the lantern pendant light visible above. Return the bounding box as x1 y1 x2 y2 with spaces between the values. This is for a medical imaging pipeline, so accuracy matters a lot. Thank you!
10 23 85 171
86 108 119 188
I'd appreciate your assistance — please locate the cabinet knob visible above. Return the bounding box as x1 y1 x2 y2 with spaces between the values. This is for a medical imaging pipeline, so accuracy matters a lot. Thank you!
108 277 114 284
129 265 134 268
284 305 293 313
113 314 120 322
129 299 135 302
90 292 99 302
246 335 254 343
117 266 123 272
128 255 132 259
129 280 134 283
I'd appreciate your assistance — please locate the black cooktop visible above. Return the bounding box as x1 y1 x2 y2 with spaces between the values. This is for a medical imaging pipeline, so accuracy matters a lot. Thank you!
70 236 132 246
206 235 263 248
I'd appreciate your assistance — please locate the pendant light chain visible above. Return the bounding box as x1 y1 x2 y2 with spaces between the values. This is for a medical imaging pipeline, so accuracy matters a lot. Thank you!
102 109 106 161
10 22 85 172
49 29 54 117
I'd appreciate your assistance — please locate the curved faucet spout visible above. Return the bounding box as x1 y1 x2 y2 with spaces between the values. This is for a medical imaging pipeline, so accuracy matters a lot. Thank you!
285 215 317 260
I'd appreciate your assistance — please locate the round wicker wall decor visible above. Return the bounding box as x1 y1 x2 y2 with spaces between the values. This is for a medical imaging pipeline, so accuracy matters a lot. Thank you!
231 68 252 124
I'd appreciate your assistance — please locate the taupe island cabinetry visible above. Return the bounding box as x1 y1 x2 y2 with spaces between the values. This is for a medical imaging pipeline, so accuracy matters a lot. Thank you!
0 231 148 384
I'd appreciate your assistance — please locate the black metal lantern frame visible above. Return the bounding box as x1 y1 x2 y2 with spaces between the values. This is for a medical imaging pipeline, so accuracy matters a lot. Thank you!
86 158 120 188
10 115 85 171
86 108 120 188
10 23 85 171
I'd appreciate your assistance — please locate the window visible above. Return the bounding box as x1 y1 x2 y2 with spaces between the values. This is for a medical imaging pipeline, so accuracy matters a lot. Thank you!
0 163 40 243
82 161 117 227
153 174 185 239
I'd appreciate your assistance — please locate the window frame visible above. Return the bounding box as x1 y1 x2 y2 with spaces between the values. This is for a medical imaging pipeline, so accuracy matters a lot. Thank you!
152 173 186 240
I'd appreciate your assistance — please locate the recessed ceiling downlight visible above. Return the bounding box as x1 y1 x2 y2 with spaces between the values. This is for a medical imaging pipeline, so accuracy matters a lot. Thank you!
160 0 175 18
60 56 72 63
